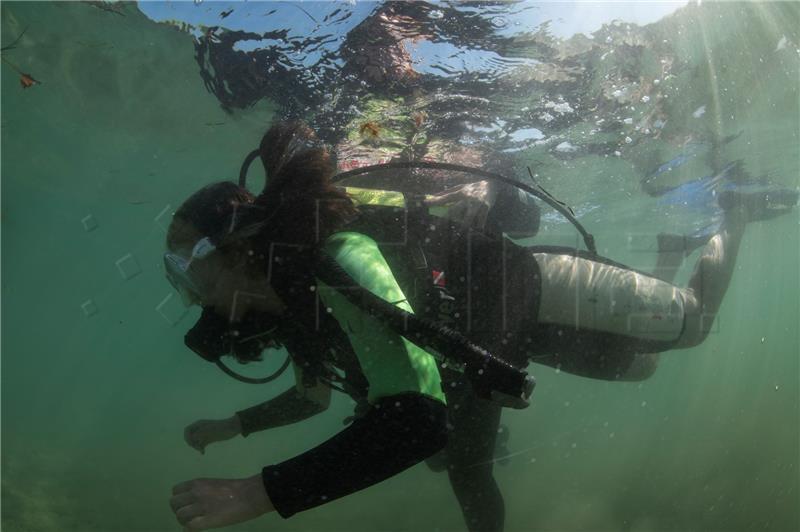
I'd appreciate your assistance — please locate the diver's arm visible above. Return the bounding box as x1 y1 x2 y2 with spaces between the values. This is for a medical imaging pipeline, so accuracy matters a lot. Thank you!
235 363 331 437
185 365 330 452
262 392 447 518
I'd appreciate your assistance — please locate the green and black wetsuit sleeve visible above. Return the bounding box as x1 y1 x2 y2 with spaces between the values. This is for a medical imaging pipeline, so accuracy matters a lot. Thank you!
261 232 448 518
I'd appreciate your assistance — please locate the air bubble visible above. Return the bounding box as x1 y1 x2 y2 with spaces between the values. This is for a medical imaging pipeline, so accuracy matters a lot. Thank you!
490 16 507 29
81 299 98 317
82 214 98 232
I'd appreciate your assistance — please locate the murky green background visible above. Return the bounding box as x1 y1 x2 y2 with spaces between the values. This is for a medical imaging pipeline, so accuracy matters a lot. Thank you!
2 2 798 531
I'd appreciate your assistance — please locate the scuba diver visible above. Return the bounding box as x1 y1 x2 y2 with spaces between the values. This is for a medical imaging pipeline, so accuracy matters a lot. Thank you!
187 3 550 528
166 121 534 531
166 120 797 532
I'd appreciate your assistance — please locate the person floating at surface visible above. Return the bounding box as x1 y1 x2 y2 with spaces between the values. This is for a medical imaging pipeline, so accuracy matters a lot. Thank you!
167 121 796 532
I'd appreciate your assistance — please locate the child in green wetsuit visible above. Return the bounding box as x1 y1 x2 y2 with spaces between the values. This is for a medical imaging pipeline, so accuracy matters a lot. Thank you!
166 123 449 530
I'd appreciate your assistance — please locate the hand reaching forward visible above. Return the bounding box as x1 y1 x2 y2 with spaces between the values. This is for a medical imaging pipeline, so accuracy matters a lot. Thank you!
170 474 274 531
183 416 242 455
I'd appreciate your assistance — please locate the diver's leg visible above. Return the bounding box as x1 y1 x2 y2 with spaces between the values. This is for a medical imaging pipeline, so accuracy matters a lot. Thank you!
443 376 505 532
531 346 660 382
612 352 661 381
676 207 747 348
653 233 713 283
677 186 798 348
661 186 797 346
652 239 686 283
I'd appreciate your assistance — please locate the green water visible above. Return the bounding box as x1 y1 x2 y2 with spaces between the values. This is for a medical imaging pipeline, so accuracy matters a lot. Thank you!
1 2 798 531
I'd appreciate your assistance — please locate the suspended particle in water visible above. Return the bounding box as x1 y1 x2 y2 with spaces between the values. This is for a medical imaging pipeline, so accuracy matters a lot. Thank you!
81 299 98 317
761 336 766 343
82 214 98 232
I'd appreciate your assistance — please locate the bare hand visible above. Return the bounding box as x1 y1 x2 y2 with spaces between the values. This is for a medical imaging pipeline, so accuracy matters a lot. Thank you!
170 474 274 531
184 417 241 455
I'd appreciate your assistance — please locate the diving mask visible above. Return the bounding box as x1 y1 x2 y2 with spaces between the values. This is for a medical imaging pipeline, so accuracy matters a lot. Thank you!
164 236 218 306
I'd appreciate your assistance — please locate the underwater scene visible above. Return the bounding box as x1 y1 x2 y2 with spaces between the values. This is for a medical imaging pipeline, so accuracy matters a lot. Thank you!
1 1 798 531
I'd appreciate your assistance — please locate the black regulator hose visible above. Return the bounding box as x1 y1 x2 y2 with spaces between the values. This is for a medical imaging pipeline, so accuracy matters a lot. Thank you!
185 306 292 385
215 357 292 385
331 160 597 255
239 149 261 188
239 150 596 255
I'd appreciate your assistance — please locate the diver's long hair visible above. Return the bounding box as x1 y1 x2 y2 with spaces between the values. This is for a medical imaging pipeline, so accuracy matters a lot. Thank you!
167 181 255 250
168 121 355 253
254 121 356 245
